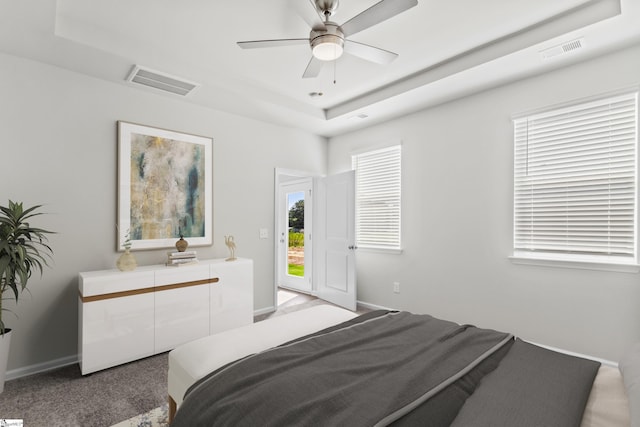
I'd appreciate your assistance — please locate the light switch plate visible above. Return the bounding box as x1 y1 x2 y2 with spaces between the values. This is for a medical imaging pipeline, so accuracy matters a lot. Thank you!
259 228 269 239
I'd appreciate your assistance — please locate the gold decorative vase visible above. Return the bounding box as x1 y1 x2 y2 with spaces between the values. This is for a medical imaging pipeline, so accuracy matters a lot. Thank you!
116 248 137 271
175 236 188 252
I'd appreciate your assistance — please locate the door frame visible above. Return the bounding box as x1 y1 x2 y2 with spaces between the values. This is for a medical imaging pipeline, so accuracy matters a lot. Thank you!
277 177 313 293
273 168 316 309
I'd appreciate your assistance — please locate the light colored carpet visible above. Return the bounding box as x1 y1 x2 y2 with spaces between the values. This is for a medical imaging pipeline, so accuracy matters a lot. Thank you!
0 352 167 427
111 404 168 427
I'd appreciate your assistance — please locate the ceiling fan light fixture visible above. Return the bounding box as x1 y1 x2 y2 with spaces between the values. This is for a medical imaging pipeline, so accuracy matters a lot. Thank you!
312 35 344 61
310 23 345 61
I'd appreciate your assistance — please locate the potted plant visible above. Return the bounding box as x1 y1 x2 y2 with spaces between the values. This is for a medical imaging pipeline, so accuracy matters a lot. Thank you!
0 200 54 392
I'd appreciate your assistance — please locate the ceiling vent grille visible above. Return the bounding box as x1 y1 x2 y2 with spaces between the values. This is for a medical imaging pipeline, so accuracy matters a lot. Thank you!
126 65 199 96
540 38 585 60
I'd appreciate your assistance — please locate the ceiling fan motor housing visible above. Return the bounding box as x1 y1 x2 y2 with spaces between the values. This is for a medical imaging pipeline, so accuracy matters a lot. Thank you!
310 22 345 61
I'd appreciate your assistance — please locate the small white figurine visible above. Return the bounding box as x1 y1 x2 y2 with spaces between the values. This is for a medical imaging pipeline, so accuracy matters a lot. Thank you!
224 235 237 261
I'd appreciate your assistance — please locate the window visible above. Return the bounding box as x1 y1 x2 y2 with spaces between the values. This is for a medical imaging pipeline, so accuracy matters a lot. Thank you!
352 145 402 251
513 90 638 267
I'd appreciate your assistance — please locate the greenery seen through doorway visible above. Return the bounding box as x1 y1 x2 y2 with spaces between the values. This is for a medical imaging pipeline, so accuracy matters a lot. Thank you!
288 198 304 277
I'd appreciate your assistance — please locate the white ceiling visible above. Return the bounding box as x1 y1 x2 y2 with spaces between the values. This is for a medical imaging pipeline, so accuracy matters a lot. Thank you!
1 0 639 137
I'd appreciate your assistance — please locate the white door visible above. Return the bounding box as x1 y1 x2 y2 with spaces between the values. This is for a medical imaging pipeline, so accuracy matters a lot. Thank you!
314 171 357 311
277 178 313 293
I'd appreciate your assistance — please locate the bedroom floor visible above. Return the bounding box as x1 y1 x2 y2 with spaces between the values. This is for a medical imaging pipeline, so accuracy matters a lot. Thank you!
256 288 370 322
277 288 317 308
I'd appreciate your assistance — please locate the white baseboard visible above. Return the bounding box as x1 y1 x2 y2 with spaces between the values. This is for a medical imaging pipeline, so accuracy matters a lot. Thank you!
526 340 618 367
254 306 276 317
357 300 394 311
6 354 78 381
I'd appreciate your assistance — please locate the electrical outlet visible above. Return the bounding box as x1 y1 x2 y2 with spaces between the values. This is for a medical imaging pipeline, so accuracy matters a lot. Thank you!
259 228 269 239
393 281 400 294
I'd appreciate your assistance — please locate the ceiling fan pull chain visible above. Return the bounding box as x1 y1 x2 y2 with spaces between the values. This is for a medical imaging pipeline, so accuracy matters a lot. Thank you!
333 59 337 84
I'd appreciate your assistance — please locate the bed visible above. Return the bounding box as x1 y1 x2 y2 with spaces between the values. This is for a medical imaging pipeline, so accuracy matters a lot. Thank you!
167 305 632 426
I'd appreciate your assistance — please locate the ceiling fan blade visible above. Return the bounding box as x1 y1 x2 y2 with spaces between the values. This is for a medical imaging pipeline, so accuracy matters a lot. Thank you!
344 40 398 64
340 0 418 37
237 38 309 49
302 56 324 78
290 0 327 31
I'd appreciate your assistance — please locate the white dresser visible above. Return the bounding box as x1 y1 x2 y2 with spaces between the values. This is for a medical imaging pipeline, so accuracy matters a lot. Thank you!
78 258 253 375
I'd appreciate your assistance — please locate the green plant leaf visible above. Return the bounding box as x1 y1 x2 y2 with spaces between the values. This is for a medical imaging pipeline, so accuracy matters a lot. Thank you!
0 200 54 331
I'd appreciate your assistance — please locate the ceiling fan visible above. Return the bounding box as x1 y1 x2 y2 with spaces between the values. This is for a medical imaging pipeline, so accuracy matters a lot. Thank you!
237 0 418 78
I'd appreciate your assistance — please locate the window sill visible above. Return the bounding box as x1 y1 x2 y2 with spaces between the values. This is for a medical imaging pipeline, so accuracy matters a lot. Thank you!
509 253 639 273
357 247 403 255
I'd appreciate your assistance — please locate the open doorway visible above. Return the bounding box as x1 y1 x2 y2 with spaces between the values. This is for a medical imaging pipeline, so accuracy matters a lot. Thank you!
273 168 357 312
276 173 313 298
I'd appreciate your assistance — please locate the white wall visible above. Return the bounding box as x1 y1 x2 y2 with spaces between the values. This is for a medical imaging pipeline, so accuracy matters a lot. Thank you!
2 42 639 374
0 52 326 372
328 43 640 362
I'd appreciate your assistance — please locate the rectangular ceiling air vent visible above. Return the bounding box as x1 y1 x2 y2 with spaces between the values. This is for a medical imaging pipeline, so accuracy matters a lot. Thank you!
126 65 199 96
540 38 585 60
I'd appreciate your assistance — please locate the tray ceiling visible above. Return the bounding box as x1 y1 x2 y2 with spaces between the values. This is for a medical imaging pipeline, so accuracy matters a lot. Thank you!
1 0 638 136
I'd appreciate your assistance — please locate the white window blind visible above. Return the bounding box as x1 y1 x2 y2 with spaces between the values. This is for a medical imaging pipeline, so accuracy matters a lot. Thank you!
352 145 402 250
513 91 638 263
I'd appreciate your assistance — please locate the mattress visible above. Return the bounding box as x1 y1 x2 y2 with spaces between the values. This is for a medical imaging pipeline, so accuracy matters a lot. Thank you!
167 305 630 426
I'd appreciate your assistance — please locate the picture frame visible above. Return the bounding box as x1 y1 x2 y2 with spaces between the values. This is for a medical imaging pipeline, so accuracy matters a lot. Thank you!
117 121 213 251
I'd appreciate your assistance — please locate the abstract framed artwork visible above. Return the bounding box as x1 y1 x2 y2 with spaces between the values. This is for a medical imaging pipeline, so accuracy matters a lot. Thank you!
117 121 213 251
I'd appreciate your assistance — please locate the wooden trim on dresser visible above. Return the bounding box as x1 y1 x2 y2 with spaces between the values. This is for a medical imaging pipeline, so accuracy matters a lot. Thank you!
79 277 220 303
155 277 219 293
169 396 177 424
79 286 156 303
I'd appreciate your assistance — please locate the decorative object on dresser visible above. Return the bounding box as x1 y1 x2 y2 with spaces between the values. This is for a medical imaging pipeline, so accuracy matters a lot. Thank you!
77 258 253 375
0 200 54 393
175 235 188 252
224 235 236 261
166 250 198 267
115 227 137 271
117 121 213 251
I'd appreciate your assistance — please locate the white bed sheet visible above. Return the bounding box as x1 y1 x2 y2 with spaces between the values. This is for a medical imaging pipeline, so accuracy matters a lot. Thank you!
168 304 357 406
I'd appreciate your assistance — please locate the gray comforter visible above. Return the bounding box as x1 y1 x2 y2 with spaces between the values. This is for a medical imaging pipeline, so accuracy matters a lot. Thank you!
171 311 600 427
